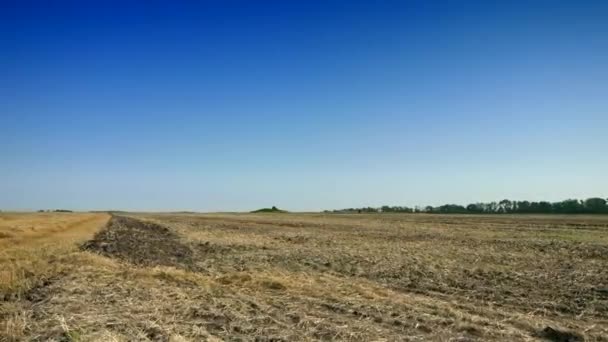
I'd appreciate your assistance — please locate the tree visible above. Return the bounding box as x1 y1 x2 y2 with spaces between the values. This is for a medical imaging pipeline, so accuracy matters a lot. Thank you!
466 203 484 213
538 201 552 213
436 204 467 213
553 199 583 214
517 201 531 213
328 196 608 215
499 199 513 213
584 198 607 213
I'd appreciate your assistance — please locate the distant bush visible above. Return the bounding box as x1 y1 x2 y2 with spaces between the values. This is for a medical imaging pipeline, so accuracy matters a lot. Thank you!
54 209 73 213
252 206 287 213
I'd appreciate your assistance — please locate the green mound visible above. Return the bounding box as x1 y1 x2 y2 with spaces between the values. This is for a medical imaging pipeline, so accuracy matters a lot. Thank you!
251 206 287 213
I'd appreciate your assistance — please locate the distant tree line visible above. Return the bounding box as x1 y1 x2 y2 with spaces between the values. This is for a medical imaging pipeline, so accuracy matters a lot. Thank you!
328 197 608 214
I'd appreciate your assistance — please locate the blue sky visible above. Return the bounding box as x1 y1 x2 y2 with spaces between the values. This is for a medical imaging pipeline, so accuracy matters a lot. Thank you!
1 1 607 211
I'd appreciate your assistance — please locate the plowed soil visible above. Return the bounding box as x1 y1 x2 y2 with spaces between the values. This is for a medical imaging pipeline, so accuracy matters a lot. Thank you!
81 215 194 269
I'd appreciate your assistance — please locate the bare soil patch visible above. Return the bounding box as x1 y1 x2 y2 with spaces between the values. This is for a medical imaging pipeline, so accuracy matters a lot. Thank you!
81 215 194 269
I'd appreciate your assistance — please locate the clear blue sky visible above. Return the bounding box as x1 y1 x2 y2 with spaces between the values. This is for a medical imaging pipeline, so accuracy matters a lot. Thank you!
1 1 607 211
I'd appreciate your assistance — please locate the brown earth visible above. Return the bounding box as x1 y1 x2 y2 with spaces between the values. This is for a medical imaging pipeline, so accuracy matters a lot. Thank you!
81 216 195 269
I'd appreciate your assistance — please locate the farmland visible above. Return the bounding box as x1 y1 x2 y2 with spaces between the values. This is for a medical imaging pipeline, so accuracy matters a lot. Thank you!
1 212 607 341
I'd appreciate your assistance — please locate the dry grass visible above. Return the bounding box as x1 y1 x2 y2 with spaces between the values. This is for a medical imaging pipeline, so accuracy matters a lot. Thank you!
0 213 110 296
1 212 607 341
0 212 109 340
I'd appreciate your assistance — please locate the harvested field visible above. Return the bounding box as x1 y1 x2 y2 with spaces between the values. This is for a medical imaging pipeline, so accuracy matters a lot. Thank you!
1 212 607 341
0 213 110 297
